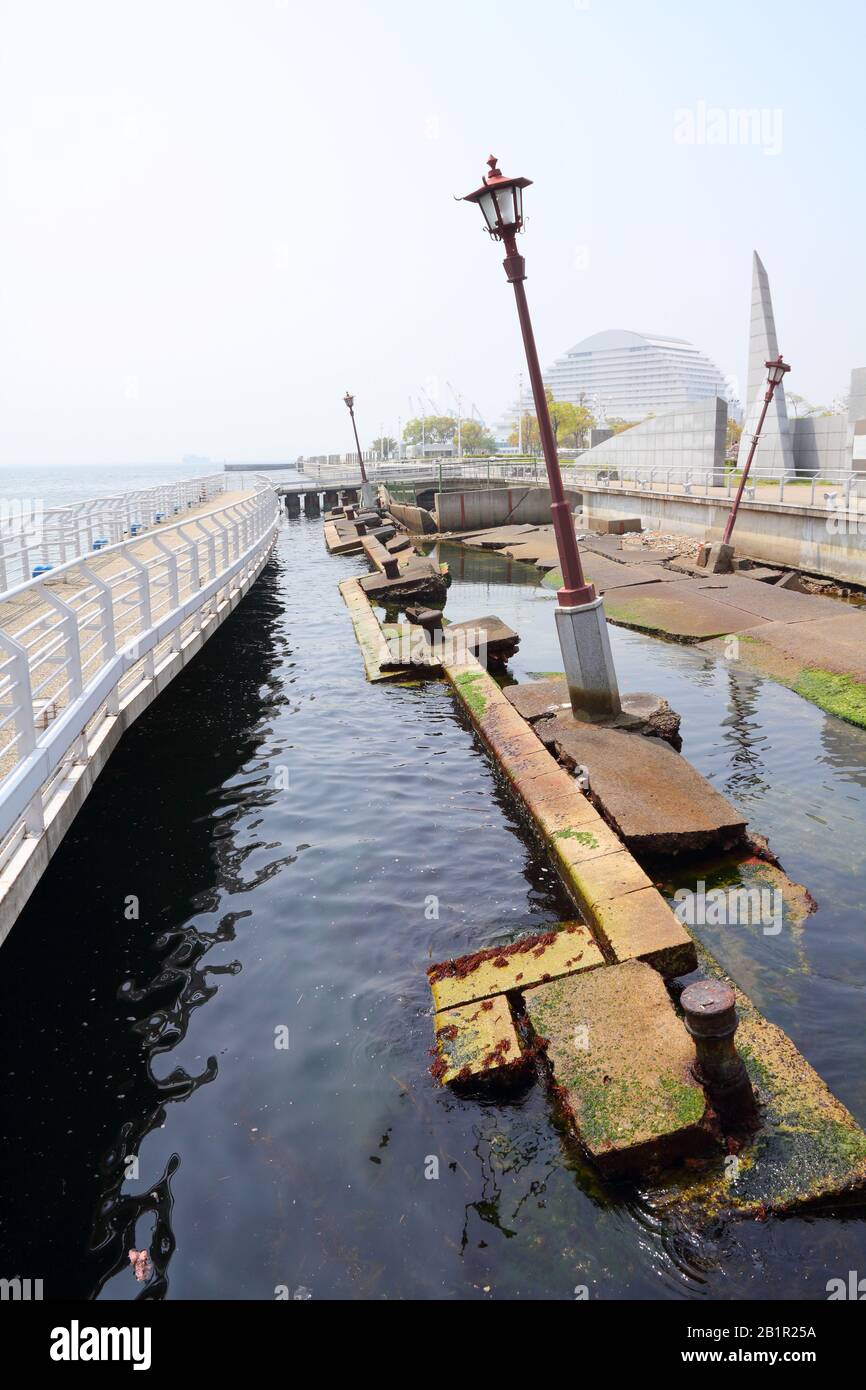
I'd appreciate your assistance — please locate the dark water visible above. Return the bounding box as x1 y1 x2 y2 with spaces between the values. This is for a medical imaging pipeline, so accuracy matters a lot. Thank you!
1 515 866 1301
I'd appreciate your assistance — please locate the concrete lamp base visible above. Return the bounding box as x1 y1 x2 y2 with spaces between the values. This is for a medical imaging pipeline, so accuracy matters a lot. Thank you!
555 597 622 723
360 482 377 511
697 541 735 574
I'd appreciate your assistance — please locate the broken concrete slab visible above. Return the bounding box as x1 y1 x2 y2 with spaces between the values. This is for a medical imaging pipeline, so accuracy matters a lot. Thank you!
533 715 747 858
735 612 866 679
524 960 709 1175
432 995 523 1085
323 521 365 555
444 614 519 664
664 574 847 625
459 524 541 548
602 584 770 642
361 534 400 577
428 923 604 1013
504 678 681 744
736 566 782 583
580 531 677 565
700 616 866 728
379 622 441 671
404 605 443 631
360 561 448 605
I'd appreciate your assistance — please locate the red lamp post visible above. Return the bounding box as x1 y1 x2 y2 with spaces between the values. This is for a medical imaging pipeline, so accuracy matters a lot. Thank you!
461 156 620 720
461 157 594 608
722 355 791 547
343 392 369 487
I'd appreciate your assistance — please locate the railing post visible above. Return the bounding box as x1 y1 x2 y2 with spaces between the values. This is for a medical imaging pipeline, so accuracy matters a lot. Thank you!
125 549 155 679
78 562 119 715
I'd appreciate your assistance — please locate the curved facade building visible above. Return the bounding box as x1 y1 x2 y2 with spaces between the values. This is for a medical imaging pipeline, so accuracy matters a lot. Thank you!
541 329 730 423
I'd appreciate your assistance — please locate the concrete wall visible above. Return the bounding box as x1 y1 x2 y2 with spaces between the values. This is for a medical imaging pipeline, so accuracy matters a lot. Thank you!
581 397 727 483
791 415 849 476
386 500 437 533
434 485 581 532
582 485 866 586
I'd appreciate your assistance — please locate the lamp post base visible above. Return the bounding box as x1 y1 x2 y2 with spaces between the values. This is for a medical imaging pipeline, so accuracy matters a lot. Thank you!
360 482 377 511
555 598 622 723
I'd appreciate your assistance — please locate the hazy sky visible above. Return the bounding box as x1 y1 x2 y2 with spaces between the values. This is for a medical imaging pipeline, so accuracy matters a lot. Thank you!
0 0 863 466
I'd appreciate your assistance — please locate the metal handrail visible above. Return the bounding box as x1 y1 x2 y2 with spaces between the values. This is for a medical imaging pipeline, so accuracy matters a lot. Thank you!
0 472 228 592
0 477 279 857
300 457 864 514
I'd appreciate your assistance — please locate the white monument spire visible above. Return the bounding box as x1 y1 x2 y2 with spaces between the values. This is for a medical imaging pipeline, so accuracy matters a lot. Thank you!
737 251 795 475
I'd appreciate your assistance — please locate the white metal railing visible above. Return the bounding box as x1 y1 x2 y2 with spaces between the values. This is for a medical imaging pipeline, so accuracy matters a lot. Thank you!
562 462 865 512
0 477 279 874
304 457 865 514
0 472 227 592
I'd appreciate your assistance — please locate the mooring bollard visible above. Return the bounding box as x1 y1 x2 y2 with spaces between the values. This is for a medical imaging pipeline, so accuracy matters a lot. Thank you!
680 980 758 1128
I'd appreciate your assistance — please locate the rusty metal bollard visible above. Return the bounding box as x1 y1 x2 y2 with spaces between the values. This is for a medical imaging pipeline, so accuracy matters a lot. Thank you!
680 980 758 1128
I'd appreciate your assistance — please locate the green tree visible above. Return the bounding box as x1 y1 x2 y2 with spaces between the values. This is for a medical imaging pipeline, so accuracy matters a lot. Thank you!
459 420 496 454
561 402 596 449
371 436 397 458
508 412 540 453
403 415 457 445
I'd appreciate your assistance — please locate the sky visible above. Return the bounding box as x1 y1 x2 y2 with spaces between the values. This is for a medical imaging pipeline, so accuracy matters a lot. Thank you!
0 0 863 466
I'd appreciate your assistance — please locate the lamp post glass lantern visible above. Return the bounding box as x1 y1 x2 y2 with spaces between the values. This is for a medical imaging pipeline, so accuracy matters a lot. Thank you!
461 156 621 721
722 355 791 547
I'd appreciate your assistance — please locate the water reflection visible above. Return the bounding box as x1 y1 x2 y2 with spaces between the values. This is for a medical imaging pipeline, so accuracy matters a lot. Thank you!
0 561 285 1298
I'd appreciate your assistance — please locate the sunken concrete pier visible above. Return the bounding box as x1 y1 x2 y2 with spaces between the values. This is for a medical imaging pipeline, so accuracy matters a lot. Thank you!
322 503 866 1215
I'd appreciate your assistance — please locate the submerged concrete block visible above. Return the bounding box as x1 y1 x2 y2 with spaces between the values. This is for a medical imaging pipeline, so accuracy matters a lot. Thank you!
535 716 747 858
432 995 523 1086
524 960 709 1175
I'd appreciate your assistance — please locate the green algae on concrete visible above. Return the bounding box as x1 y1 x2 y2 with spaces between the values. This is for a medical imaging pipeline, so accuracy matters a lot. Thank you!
601 585 767 643
652 945 866 1218
444 659 697 978
793 668 866 729
452 668 490 720
553 828 600 849
700 617 866 730
524 961 709 1175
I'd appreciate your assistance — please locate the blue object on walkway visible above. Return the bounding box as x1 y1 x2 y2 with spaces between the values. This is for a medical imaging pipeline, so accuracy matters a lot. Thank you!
32 564 53 577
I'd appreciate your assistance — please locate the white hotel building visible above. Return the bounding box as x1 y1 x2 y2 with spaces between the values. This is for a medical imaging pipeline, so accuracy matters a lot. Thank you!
497 329 733 438
545 329 730 420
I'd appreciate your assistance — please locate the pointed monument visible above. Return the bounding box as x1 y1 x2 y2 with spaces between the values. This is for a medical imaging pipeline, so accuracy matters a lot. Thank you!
737 252 795 476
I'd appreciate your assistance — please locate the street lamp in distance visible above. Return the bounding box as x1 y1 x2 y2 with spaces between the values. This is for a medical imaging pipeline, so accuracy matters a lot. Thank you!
343 391 376 511
461 155 620 722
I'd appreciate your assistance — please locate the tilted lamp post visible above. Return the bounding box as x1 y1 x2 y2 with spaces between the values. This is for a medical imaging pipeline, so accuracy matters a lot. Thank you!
343 392 376 510
722 355 791 547
461 156 620 720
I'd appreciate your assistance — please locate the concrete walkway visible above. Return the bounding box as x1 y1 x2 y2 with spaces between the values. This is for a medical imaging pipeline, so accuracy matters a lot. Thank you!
0 487 258 777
